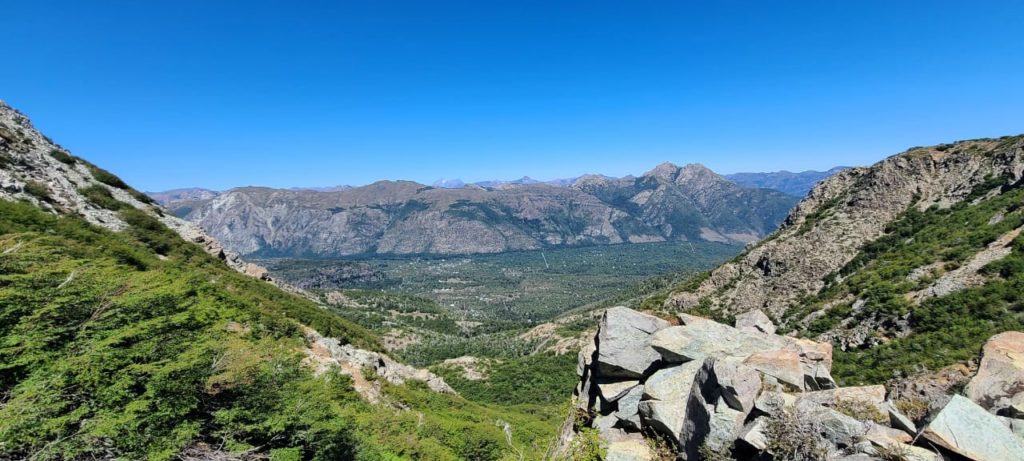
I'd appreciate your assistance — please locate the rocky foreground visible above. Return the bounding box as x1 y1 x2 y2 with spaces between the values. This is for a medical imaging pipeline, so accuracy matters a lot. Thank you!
558 306 1024 461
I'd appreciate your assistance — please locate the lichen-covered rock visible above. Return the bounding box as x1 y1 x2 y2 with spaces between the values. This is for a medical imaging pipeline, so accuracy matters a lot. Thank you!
921 394 1024 460
596 307 670 378
966 331 1024 414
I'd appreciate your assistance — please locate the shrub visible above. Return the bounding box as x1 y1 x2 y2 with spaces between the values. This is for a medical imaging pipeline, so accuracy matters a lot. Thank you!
49 148 76 165
87 164 130 189
130 189 155 204
119 208 180 255
762 407 829 461
22 180 51 202
558 427 605 461
893 397 929 423
79 184 126 211
834 397 888 424
873 442 914 461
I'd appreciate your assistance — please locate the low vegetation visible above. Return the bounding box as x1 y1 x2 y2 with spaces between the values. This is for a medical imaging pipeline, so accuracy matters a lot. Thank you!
48 148 76 165
786 180 1024 384
0 199 561 460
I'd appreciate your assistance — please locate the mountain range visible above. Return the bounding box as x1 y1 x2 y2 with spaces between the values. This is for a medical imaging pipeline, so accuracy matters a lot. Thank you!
433 168 845 196
153 163 804 257
724 166 849 197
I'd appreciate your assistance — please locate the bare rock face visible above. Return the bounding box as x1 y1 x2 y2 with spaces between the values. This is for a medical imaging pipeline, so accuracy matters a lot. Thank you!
966 331 1024 414
666 138 1024 331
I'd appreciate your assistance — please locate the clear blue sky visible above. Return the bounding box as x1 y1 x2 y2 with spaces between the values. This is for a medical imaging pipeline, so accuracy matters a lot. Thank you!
3 1 1023 191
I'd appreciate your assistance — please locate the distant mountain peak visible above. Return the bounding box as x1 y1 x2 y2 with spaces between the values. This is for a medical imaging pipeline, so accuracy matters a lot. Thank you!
644 162 683 181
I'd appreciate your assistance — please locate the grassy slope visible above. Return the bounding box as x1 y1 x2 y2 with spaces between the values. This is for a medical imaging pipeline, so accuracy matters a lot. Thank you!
0 199 561 460
781 180 1024 385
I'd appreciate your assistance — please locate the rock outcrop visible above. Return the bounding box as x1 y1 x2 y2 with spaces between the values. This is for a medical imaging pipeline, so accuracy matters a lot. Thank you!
561 306 1024 461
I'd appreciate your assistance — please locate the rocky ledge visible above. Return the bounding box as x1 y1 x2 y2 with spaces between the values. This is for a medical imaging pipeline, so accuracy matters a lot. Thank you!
557 306 1024 461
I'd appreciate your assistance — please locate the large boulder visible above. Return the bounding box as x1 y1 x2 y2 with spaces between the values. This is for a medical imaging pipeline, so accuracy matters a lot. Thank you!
679 359 747 460
637 361 703 442
921 394 1024 460
965 331 1024 414
596 307 671 378
651 315 781 363
713 359 761 413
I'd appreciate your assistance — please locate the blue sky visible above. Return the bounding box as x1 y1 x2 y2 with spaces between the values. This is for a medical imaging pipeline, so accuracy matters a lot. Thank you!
3 1 1023 191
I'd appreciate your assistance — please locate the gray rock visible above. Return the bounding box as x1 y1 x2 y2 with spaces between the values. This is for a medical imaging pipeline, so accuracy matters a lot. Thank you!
744 349 805 391
598 380 640 403
651 314 834 390
882 400 917 436
605 435 655 461
738 418 768 450
679 359 720 461
997 415 1024 440
921 394 1024 460
637 362 702 443
754 391 797 416
679 358 752 460
713 359 762 413
736 309 777 335
965 331 1024 414
794 398 867 449
614 385 645 429
651 316 781 363
596 307 670 378
802 384 886 407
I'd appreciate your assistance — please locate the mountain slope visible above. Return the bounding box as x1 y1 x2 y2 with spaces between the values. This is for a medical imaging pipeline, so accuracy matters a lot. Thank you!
725 166 848 197
665 136 1024 383
0 101 562 460
157 163 798 257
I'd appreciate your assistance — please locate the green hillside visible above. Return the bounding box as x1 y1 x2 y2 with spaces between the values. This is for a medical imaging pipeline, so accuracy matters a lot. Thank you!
0 198 562 460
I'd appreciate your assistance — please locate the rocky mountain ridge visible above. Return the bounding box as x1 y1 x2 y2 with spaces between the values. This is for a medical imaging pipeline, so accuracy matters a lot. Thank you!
156 162 799 257
725 166 849 197
668 137 1024 328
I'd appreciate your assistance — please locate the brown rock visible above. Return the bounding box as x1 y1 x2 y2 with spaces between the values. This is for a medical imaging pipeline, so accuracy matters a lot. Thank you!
966 331 1024 413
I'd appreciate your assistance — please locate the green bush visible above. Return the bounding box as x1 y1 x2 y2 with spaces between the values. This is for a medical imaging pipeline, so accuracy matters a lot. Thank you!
79 184 126 210
87 164 130 189
22 180 51 202
48 148 76 165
